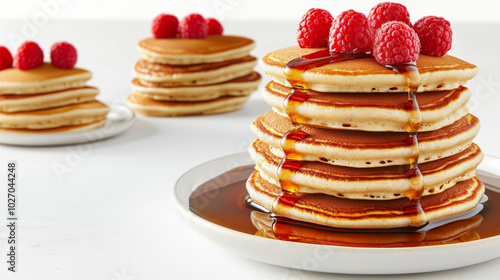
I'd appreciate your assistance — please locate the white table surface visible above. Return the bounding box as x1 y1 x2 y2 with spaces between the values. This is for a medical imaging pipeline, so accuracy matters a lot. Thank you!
0 20 499 280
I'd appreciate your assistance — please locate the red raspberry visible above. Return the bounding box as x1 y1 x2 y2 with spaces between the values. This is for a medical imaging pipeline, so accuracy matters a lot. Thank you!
179 13 207 39
0 46 13 71
373 21 420 65
50 42 77 69
329 10 373 53
413 16 452 57
14 41 44 70
296 8 333 48
151 14 179 39
206 18 223 35
368 2 412 31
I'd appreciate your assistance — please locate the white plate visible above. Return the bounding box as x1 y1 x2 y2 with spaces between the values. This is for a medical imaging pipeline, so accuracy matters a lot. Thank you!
0 103 135 146
173 152 500 275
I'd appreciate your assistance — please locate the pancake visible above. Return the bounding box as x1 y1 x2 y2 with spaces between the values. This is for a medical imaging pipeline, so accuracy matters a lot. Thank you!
0 86 99 112
0 101 109 129
252 111 480 168
251 211 482 247
138 35 256 65
131 72 261 101
0 119 106 133
0 63 92 95
250 140 483 200
263 82 471 132
133 56 257 86
126 93 250 116
247 172 484 229
260 46 478 93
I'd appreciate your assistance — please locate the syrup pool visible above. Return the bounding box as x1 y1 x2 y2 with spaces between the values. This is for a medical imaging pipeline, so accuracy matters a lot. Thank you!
189 165 500 248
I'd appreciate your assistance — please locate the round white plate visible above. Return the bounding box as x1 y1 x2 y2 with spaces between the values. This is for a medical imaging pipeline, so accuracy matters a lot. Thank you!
0 103 135 146
173 152 500 275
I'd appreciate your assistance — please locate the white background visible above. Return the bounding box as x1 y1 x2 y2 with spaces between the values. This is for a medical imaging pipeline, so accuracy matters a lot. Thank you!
0 1 500 279
1 0 500 21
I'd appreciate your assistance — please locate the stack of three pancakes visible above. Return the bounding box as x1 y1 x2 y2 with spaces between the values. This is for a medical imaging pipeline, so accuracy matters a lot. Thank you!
126 35 261 116
247 46 483 229
0 63 109 133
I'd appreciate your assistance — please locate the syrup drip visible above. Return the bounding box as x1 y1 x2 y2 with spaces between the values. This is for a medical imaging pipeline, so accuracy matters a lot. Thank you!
386 63 427 228
273 51 371 218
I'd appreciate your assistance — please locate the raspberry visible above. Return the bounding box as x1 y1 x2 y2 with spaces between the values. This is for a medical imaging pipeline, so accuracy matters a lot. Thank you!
296 8 333 48
14 41 44 70
373 21 420 65
50 42 77 69
0 46 13 71
206 18 223 35
151 14 179 39
179 13 207 39
329 10 373 53
413 16 452 57
368 2 412 31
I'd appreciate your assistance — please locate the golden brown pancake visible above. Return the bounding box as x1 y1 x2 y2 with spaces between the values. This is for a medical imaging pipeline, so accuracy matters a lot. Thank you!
247 172 484 229
126 93 250 116
0 86 99 112
133 56 257 85
0 119 106 133
250 140 482 199
261 46 478 93
252 111 480 167
138 35 256 65
251 211 482 247
0 101 109 129
131 72 261 101
0 63 92 94
263 81 471 131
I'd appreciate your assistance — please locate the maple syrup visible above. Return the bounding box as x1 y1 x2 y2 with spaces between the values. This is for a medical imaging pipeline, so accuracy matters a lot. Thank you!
189 165 500 248
190 49 491 247
273 51 373 218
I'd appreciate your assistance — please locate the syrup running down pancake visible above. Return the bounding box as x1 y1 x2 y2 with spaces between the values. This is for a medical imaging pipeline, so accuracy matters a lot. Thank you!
247 45 481 229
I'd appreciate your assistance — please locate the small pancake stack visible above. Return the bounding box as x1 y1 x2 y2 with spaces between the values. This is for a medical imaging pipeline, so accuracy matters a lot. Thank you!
126 14 260 116
247 6 484 229
0 42 109 133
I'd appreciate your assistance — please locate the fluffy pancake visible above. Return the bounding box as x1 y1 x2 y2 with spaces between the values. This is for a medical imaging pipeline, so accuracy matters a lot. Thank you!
261 46 478 93
250 140 483 200
247 172 484 229
138 35 256 65
264 82 471 132
252 111 480 168
0 63 92 95
0 101 109 129
0 119 106 133
133 56 257 85
251 211 482 247
126 93 250 116
0 86 99 112
131 72 261 101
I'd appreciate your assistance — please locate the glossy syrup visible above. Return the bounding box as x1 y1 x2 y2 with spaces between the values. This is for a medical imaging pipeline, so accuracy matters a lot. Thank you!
272 51 372 218
189 165 500 248
189 49 495 247
386 63 427 228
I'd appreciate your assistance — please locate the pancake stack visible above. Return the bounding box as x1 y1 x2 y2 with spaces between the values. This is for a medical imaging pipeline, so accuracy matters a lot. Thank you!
126 35 261 116
0 63 109 133
246 46 483 229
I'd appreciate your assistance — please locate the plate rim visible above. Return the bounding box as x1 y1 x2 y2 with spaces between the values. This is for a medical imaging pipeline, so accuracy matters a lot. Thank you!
172 151 500 274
